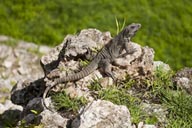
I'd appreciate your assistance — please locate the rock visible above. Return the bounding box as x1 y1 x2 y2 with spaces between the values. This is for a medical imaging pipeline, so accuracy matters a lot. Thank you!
19 113 41 126
138 122 157 128
114 44 154 77
153 61 171 72
17 41 38 50
23 98 44 116
0 26 169 127
0 100 23 114
11 78 45 106
99 77 113 88
0 40 44 97
64 85 85 99
40 110 68 128
0 39 47 127
141 103 168 125
17 103 43 126
0 45 13 61
173 67 192 94
0 109 22 127
113 42 142 67
0 35 10 42
0 100 23 127
71 100 132 128
40 29 155 100
40 28 112 75
39 45 51 54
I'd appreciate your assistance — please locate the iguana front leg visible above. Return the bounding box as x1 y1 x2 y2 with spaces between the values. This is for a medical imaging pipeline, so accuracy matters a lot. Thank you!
99 59 115 80
124 39 136 55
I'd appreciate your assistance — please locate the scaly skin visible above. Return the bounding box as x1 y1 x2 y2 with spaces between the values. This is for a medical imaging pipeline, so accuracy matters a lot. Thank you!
43 23 141 111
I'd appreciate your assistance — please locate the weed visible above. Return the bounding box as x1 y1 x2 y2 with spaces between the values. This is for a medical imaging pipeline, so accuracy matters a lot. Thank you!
162 90 192 128
88 79 103 91
115 17 126 35
79 59 90 67
144 67 192 127
92 83 157 124
51 91 87 113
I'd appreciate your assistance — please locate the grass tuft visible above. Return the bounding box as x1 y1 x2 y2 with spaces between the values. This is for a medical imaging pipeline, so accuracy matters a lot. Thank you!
51 91 87 113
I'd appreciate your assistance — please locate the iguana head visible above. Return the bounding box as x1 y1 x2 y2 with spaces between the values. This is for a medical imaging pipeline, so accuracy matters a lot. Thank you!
123 23 141 39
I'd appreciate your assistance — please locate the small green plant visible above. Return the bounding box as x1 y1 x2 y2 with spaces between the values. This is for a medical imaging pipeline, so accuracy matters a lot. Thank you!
144 115 158 124
52 91 87 113
79 59 90 67
30 110 38 115
121 76 136 89
88 78 159 124
88 79 103 91
115 17 126 35
143 66 192 127
10 80 17 86
161 90 192 128
143 66 174 101
95 85 157 124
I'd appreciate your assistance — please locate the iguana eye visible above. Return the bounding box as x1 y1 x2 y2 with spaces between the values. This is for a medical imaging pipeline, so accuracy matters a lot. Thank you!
130 26 135 29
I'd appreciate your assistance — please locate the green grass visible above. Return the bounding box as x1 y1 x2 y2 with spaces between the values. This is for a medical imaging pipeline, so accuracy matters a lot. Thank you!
163 90 192 128
88 80 158 124
0 0 191 70
97 86 154 124
147 66 192 127
51 91 88 113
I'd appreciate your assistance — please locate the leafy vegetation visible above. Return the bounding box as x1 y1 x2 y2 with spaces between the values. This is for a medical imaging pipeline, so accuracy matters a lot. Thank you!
148 66 192 127
163 90 192 128
96 86 155 124
0 0 191 70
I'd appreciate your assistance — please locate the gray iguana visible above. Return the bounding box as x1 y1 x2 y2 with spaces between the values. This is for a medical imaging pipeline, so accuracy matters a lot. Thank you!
43 23 141 111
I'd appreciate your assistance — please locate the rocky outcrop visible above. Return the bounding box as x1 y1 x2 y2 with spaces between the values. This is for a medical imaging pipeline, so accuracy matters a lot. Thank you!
0 27 168 128
40 28 155 95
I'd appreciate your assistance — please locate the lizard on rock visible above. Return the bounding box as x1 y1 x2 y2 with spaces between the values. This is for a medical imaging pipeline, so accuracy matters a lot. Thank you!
43 23 141 111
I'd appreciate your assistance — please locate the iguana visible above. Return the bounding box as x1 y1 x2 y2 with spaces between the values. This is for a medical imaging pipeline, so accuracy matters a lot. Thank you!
43 23 141 110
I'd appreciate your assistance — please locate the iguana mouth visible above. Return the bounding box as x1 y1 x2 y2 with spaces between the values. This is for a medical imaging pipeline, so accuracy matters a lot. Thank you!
123 23 141 38
128 31 137 37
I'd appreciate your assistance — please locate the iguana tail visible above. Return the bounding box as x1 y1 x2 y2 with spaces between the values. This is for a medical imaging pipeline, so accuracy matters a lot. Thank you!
42 60 99 111
42 84 55 112
55 61 98 84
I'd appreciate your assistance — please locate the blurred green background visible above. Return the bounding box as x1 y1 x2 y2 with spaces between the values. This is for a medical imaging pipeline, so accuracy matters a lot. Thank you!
0 0 191 70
